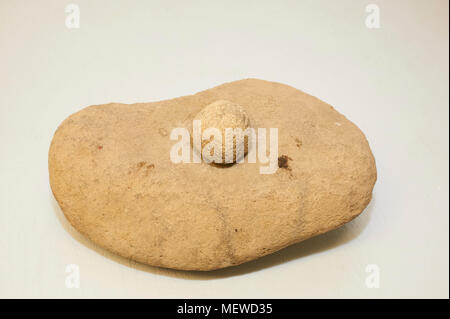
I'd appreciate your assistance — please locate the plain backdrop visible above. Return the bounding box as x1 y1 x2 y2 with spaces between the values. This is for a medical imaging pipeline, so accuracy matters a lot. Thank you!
0 0 448 298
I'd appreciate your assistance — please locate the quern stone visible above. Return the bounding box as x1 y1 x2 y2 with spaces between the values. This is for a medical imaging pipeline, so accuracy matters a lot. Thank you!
49 79 377 271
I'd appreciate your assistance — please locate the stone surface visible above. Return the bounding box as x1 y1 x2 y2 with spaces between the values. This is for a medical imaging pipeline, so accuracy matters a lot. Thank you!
193 100 250 164
48 79 377 271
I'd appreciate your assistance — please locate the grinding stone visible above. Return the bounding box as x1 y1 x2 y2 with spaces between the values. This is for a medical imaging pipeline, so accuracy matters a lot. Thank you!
49 79 377 271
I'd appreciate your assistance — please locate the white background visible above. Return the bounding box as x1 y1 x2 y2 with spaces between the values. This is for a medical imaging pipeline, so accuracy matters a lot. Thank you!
0 0 448 298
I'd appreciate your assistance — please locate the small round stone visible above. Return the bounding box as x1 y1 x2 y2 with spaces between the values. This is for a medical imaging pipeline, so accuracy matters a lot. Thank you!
193 100 250 164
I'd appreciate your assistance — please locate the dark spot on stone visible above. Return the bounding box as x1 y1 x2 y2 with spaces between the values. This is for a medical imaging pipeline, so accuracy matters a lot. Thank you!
278 155 292 169
235 229 238 232
137 161 146 169
144 164 155 176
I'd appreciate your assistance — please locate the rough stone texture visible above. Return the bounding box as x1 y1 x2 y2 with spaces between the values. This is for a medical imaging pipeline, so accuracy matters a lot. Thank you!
48 79 377 271
193 99 250 164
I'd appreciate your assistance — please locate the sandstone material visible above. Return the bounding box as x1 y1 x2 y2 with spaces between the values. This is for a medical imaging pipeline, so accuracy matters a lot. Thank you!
48 79 377 271
193 100 250 164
